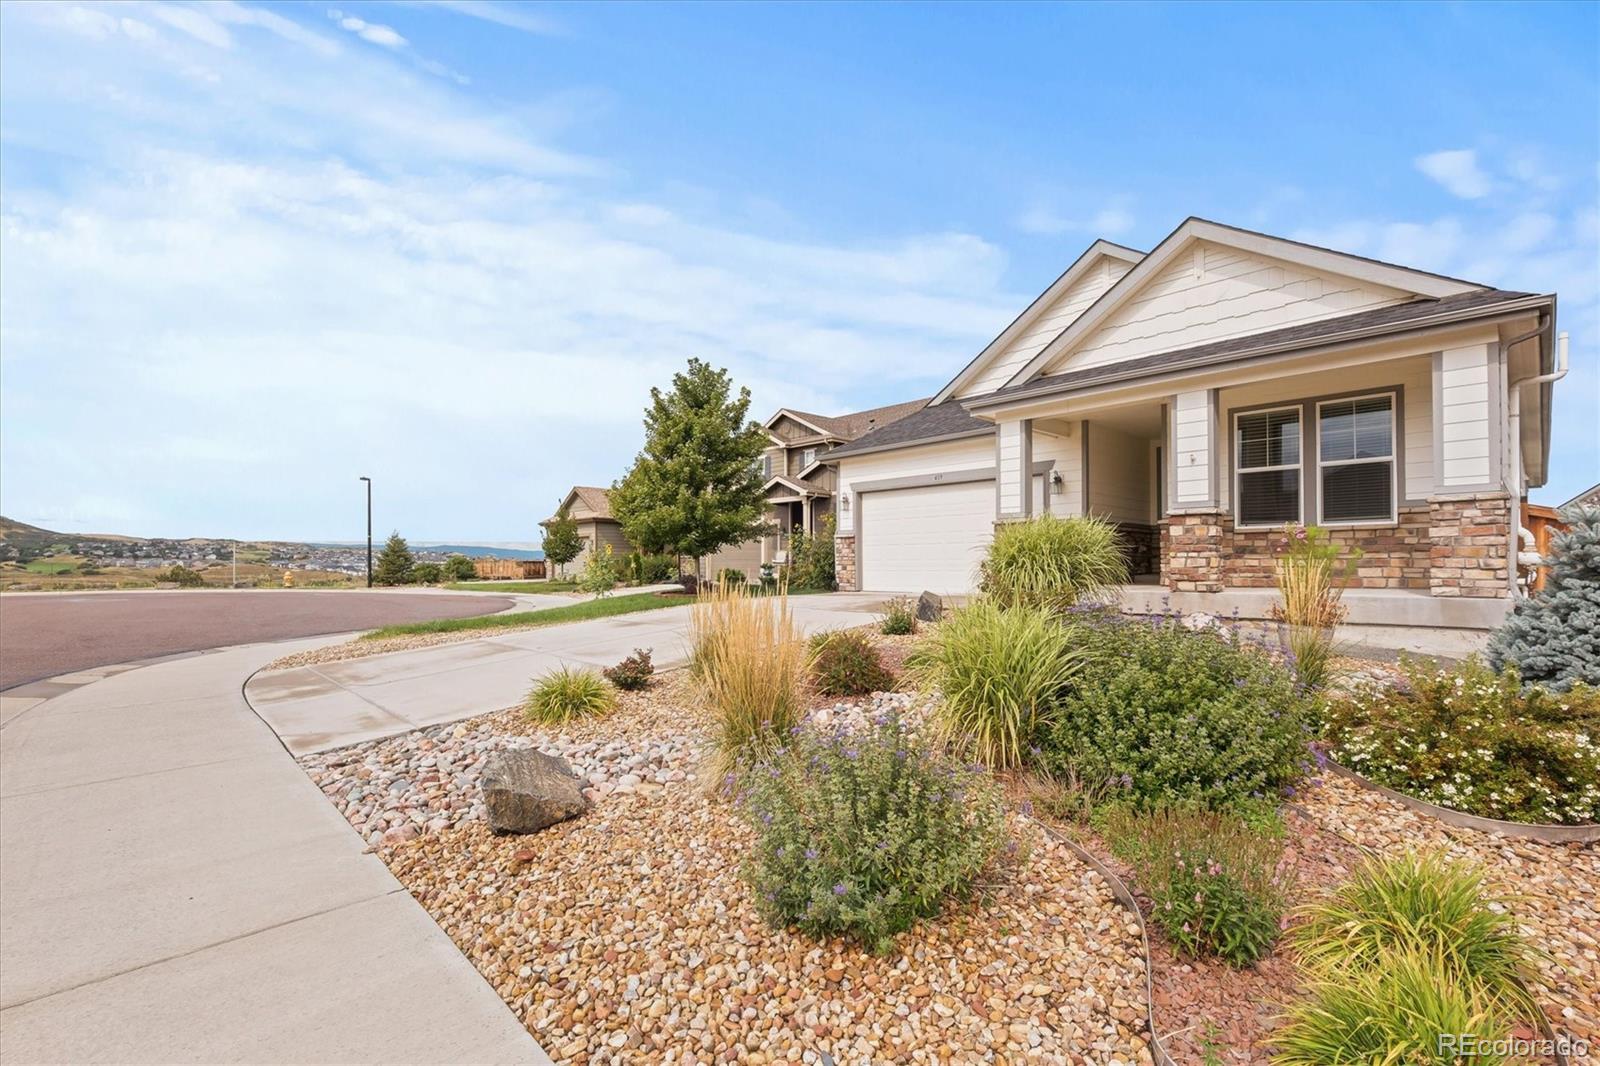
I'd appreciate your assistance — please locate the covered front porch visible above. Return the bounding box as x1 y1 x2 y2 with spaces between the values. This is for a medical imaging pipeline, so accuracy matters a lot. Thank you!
970 331 1523 602
758 481 831 566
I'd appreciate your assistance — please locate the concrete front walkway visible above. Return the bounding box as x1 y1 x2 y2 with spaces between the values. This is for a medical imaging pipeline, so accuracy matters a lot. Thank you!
0 639 548 1064
247 592 891 754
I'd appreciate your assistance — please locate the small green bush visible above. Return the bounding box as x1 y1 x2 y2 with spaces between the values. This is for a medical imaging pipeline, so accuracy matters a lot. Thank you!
716 567 747 586
1273 947 1512 1066
979 514 1128 612
907 601 1083 768
442 554 477 581
1099 806 1290 967
1039 610 1312 811
602 647 654 691
411 562 443 584
809 630 894 697
160 564 207 587
1290 851 1542 1021
739 712 1008 953
787 514 836 591
879 596 918 636
524 667 616 725
577 544 620 597
1323 655 1600 825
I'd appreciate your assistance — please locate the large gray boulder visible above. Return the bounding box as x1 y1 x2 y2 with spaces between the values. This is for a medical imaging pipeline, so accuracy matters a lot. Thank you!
916 591 945 623
481 749 589 834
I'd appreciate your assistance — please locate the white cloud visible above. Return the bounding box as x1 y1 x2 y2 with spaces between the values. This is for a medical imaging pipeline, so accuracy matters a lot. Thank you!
332 12 407 48
1415 148 1492 199
1015 196 1135 238
418 0 559 35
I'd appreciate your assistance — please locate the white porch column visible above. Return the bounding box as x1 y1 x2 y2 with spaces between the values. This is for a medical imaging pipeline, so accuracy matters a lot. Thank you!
996 418 1033 520
1170 389 1219 509
802 496 813 534
1434 342 1501 492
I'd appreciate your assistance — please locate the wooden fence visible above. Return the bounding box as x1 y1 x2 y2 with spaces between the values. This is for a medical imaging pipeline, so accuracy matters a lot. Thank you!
472 558 547 580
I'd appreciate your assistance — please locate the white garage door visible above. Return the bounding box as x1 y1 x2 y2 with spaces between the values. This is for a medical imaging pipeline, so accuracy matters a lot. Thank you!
859 480 995 595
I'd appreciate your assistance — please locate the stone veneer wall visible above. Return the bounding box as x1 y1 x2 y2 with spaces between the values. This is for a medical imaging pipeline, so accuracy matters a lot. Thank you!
1160 495 1509 598
1114 522 1161 578
835 535 857 592
1427 493 1512 598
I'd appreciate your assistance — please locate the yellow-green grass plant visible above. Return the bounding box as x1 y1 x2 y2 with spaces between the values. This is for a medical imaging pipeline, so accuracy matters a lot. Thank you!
524 666 617 725
978 513 1129 613
691 578 806 787
1273 945 1512 1066
1289 851 1543 1022
1270 524 1359 690
907 600 1083 768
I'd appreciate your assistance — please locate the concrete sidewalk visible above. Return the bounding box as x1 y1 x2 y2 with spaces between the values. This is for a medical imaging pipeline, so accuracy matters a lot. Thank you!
0 639 548 1064
247 592 890 754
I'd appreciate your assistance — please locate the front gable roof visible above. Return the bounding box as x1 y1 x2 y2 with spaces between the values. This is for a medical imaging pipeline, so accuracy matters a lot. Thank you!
932 239 1144 404
1003 217 1486 389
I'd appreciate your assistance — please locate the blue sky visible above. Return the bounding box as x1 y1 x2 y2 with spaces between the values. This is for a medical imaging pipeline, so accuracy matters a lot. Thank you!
2 0 1596 540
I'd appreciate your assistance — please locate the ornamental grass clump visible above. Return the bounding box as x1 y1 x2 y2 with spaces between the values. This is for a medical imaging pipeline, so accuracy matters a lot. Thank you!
525 667 616 725
1269 524 1360 691
1099 805 1291 966
809 630 895 698
691 579 805 784
1039 610 1313 812
738 711 1008 953
978 513 1128 612
1274 851 1542 1065
907 600 1083 768
1323 655 1600 825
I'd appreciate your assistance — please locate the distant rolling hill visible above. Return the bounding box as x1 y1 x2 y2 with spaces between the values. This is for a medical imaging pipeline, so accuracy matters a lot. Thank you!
1 518 543 560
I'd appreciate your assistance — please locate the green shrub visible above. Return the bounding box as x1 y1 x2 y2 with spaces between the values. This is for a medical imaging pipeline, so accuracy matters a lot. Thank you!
809 630 895 697
160 564 207 587
716 567 747 586
1323 655 1600 825
1489 504 1600 691
1273 947 1512 1066
879 596 918 636
788 513 836 591
978 514 1128 612
577 543 619 597
1099 806 1290 967
524 667 616 725
411 562 443 584
907 601 1083 768
739 712 1008 953
1290 852 1542 1021
442 554 477 581
629 552 675 583
1039 610 1312 811
374 531 415 585
602 647 654 691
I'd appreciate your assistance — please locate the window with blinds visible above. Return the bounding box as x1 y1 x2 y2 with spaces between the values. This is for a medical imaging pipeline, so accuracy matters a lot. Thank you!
1235 406 1301 526
1318 395 1395 523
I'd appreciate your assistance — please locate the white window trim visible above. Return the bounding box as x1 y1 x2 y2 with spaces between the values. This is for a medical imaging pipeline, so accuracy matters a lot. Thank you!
801 447 817 467
1233 404 1304 531
1315 391 1398 528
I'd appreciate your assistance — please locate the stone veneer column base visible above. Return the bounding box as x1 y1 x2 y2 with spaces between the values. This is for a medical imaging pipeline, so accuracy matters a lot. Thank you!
835 535 857 591
1427 493 1512 598
1165 513 1225 593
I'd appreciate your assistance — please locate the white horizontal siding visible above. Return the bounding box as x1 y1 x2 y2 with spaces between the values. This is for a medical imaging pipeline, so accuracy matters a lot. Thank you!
1045 241 1412 375
1088 422 1154 525
997 420 1024 514
1034 426 1081 514
834 436 996 534
1172 389 1214 506
1439 343 1496 489
958 257 1132 397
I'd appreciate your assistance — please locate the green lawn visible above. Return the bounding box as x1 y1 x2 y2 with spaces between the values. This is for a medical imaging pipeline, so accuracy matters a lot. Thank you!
446 580 580 593
362 591 683 640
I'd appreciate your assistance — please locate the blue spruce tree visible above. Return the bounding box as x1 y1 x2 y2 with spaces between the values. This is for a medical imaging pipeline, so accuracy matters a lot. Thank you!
1488 505 1600 690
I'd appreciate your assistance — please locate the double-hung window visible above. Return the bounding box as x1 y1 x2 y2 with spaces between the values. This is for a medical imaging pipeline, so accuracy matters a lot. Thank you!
1235 406 1302 527
801 447 817 468
1317 394 1395 524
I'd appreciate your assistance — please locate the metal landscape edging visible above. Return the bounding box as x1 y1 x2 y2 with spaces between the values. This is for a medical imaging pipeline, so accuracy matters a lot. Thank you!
1327 762 1600 845
1029 817 1175 1066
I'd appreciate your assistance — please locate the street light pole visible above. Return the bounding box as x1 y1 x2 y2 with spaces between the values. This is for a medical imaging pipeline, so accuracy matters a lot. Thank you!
359 476 372 588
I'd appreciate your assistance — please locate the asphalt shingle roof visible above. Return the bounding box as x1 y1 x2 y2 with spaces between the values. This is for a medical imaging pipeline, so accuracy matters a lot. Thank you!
824 400 994 460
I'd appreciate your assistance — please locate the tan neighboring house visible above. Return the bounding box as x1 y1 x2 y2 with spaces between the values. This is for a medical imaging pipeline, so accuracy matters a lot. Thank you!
541 486 633 573
825 217 1569 629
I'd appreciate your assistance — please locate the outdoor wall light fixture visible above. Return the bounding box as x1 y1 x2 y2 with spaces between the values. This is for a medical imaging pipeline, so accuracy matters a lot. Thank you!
1050 470 1064 495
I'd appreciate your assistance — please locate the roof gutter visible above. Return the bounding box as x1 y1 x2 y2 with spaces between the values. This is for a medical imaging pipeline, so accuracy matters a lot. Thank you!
962 293 1553 413
822 427 995 464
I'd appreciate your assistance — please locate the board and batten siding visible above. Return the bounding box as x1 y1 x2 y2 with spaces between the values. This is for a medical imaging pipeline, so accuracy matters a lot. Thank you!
958 258 1133 397
834 436 997 535
1215 355 1435 509
1045 241 1413 376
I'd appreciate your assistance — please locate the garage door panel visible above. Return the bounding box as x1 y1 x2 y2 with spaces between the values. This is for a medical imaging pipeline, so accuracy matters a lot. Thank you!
860 480 993 595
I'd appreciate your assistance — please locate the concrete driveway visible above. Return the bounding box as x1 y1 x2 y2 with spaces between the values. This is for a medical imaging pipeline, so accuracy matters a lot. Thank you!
247 592 890 754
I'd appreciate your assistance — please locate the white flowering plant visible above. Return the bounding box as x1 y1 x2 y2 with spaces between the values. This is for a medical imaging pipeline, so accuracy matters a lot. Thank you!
1324 655 1600 825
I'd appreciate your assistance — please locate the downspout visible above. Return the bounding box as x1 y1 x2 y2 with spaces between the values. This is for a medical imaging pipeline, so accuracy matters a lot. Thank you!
1505 317 1567 593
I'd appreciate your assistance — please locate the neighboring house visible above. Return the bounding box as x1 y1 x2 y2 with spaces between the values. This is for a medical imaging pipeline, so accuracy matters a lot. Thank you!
1562 483 1600 510
541 486 633 573
825 217 1567 625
